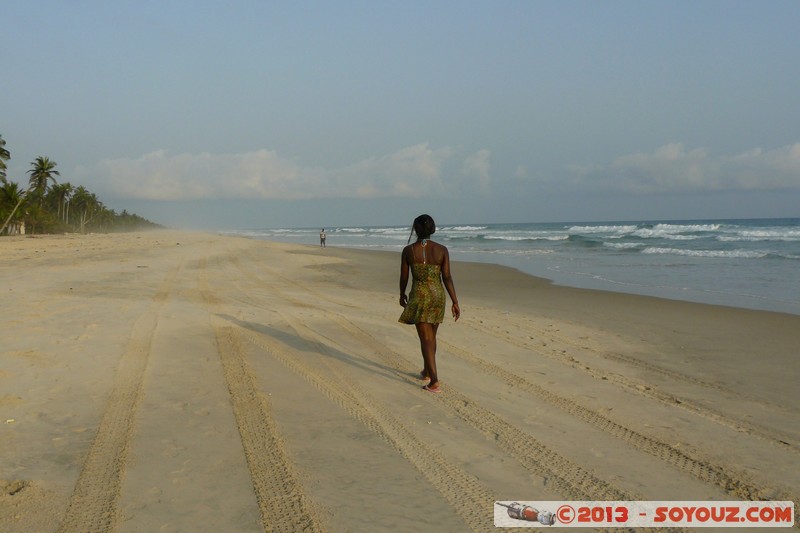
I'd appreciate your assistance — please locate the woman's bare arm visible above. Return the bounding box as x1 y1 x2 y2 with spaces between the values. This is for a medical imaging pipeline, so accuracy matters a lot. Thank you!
399 245 410 307
440 246 460 321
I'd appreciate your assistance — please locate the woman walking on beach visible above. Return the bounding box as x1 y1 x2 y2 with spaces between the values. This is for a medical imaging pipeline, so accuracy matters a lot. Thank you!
399 214 460 393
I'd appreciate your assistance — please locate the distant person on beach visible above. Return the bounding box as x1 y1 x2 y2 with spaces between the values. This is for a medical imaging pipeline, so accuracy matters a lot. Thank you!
398 214 460 393
320 228 326 247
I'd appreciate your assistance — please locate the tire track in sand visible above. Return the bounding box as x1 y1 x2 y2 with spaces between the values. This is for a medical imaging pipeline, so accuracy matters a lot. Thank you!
436 338 797 505
220 258 503 530
325 312 800 515
476 311 800 417
231 258 786 505
244 246 794 423
217 258 506 531
346 299 799 453
460 315 800 455
309 307 799 529
211 326 325 532
198 258 325 533
235 316 504 533
56 264 179 533
105 242 800 428
225 263 637 506
233 247 799 529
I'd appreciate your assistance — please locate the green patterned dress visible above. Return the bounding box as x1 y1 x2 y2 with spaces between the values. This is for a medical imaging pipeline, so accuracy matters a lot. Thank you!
399 262 446 325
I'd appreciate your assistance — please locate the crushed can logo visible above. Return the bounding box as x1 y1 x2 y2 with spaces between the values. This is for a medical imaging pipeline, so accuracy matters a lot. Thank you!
495 502 556 525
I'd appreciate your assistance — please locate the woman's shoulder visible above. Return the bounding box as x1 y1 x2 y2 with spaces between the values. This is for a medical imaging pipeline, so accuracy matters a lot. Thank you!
429 241 448 261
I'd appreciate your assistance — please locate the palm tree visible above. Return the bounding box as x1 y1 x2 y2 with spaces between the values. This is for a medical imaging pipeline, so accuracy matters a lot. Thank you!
48 182 74 224
72 186 100 233
0 135 9 182
96 207 115 232
27 156 60 207
0 180 27 235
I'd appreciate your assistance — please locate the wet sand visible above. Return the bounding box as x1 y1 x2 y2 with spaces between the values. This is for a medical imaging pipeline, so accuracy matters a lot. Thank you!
1 230 798 531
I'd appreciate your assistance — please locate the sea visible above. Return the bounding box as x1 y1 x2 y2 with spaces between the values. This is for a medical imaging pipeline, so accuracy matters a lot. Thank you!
224 218 800 315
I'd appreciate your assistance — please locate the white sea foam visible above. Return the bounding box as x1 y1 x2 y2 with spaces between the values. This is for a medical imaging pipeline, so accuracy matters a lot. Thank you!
623 223 722 241
633 228 703 240
493 248 553 255
604 242 645 249
642 247 768 258
718 228 800 242
568 225 637 234
483 234 568 242
368 227 408 233
652 223 721 232
482 235 529 241
443 225 488 231
339 227 368 233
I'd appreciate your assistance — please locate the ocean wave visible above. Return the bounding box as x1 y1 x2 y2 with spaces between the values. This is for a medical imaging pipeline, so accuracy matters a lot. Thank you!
632 228 704 240
442 225 488 231
338 227 368 233
368 227 411 234
567 225 638 234
717 229 800 242
460 248 554 256
265 228 304 234
481 234 568 242
328 243 405 251
491 248 554 256
604 242 645 250
652 223 721 232
641 247 768 258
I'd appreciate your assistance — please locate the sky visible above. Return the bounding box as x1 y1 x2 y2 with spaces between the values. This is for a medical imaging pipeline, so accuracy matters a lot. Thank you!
2 1 799 229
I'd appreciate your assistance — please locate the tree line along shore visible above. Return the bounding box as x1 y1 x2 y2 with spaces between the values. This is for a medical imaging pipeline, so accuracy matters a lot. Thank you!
1 134 161 235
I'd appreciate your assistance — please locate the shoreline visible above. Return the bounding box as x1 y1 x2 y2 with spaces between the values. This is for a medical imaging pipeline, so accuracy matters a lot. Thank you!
232 218 800 316
295 238 800 318
2 230 798 531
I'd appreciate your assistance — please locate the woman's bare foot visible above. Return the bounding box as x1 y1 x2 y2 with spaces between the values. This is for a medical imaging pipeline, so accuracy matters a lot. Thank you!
422 381 441 393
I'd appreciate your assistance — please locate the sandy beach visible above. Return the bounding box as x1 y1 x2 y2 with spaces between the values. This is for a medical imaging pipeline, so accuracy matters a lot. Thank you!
1 230 798 532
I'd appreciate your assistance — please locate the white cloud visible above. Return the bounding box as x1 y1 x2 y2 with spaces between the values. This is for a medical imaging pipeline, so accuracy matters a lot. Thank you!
330 143 455 198
458 149 492 193
84 141 800 202
724 143 800 188
570 142 800 193
88 144 470 201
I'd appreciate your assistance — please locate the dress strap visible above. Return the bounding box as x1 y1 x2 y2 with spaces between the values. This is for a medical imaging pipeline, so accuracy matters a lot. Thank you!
421 239 428 264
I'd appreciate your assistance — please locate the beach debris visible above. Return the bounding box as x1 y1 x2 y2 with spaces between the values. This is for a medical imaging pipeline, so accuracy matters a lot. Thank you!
4 480 28 496
5 419 15 424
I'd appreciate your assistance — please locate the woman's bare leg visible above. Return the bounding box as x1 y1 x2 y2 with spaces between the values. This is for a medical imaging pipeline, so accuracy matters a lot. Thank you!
416 323 439 388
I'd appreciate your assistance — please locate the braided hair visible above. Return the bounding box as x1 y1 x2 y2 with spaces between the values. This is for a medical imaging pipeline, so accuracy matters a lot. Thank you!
407 214 436 243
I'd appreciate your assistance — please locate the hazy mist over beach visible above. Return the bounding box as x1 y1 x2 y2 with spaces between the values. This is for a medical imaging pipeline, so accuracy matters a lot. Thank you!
3 2 799 229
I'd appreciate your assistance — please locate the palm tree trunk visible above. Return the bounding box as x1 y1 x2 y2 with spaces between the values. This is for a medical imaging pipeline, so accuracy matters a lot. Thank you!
0 196 26 235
